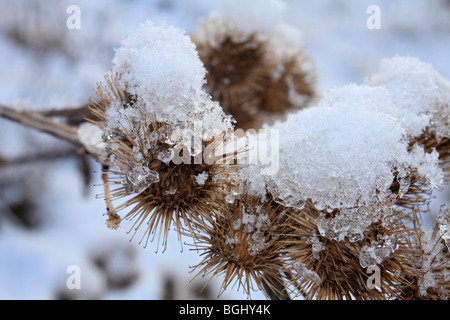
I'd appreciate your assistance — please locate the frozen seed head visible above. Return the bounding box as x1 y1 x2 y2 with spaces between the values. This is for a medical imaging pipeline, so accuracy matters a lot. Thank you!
258 84 443 237
191 0 316 130
399 213 450 300
96 20 233 142
190 192 290 299
87 20 243 251
283 200 424 300
98 117 240 252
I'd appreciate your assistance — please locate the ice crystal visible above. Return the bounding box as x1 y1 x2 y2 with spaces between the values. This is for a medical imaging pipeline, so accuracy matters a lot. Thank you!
294 262 321 286
359 235 399 268
436 205 450 250
195 171 208 186
124 164 159 194
307 232 325 260
157 149 173 165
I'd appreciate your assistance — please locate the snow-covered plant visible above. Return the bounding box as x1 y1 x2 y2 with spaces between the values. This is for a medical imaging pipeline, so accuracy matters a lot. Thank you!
86 21 241 252
1 7 448 300
71 20 450 300
191 0 317 130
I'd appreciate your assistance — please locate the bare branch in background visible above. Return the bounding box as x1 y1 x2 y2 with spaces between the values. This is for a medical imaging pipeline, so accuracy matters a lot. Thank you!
0 103 83 148
39 104 98 126
0 147 79 168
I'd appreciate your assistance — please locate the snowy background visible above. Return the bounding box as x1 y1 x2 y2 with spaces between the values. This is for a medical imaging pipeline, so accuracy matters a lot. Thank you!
0 0 449 300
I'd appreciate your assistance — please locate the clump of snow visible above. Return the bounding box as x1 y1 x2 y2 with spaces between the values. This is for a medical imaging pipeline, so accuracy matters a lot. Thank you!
306 232 325 260
227 207 272 256
218 0 287 37
77 122 108 160
238 81 444 241
359 235 399 268
316 205 393 243
111 21 205 116
365 55 450 140
264 84 432 210
294 262 321 286
195 171 208 186
101 20 234 150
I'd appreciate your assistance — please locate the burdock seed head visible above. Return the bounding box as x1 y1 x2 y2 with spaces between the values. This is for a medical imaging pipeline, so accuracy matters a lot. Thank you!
282 200 427 300
398 207 449 300
191 0 317 130
87 20 241 252
190 190 291 299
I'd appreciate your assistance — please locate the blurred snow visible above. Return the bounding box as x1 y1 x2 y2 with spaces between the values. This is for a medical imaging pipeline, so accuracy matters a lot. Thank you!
0 0 449 300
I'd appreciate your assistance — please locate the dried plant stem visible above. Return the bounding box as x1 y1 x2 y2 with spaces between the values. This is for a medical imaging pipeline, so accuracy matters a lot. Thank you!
262 272 291 300
101 165 121 230
0 147 79 167
39 104 89 118
0 104 83 147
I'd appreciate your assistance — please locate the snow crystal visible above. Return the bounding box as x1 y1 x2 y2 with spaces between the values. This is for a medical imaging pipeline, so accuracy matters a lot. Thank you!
225 234 237 247
247 231 268 255
225 193 236 204
408 144 443 188
164 187 177 195
157 148 173 165
227 208 272 256
124 164 159 194
365 55 450 140
359 235 399 268
194 171 208 186
294 262 321 286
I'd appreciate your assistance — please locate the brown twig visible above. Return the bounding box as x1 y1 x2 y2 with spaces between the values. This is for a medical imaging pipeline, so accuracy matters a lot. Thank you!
0 147 79 167
0 103 83 147
39 104 98 126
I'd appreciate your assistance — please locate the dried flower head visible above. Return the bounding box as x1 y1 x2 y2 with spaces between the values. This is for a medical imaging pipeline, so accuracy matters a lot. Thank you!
282 200 427 300
98 115 239 251
190 191 290 299
87 21 241 251
191 1 317 130
397 207 449 300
